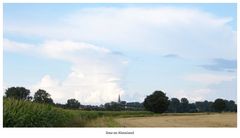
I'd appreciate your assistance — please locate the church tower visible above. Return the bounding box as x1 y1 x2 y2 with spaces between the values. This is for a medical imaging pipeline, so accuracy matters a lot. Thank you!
118 94 121 103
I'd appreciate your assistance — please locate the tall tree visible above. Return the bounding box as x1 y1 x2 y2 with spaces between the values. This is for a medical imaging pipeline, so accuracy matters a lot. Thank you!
196 100 211 112
180 98 189 113
212 98 226 112
33 89 53 104
168 98 180 113
143 90 170 113
224 100 237 112
5 87 31 100
66 99 81 109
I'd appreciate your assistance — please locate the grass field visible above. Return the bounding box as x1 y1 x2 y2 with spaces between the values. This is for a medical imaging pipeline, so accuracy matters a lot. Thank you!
115 113 237 127
3 98 152 127
3 98 237 127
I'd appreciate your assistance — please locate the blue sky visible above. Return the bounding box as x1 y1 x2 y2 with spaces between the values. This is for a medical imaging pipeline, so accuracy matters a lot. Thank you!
3 3 237 104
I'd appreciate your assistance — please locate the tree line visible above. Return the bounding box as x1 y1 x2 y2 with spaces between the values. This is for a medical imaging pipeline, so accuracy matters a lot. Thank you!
3 87 237 113
144 91 237 113
4 87 80 109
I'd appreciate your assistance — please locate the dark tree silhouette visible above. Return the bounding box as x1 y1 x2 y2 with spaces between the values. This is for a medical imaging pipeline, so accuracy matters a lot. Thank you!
212 98 226 112
195 100 213 112
5 87 32 100
224 100 237 112
66 99 81 109
33 89 53 104
180 98 189 112
104 102 122 111
143 90 170 113
168 98 180 113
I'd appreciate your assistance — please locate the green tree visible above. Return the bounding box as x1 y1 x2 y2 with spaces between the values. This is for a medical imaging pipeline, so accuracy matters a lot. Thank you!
66 99 80 109
143 90 170 113
5 87 32 100
104 102 122 111
224 100 237 112
168 98 180 113
180 98 189 112
212 98 226 112
33 89 53 104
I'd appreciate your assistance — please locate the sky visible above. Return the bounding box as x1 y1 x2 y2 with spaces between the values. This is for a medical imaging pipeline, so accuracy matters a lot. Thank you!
3 3 237 105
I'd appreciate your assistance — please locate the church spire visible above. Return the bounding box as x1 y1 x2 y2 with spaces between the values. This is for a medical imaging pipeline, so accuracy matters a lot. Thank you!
118 94 121 103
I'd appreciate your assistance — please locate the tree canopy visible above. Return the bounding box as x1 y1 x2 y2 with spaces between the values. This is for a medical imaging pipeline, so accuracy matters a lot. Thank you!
4 86 237 113
5 87 31 100
66 99 81 109
143 90 170 113
33 89 54 104
212 98 226 112
168 98 180 113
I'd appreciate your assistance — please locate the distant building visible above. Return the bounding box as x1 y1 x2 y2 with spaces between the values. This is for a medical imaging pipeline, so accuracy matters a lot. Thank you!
118 94 121 103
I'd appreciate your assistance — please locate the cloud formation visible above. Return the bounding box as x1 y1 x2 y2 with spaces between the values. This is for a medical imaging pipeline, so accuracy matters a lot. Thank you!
4 39 127 104
5 7 236 59
4 6 236 103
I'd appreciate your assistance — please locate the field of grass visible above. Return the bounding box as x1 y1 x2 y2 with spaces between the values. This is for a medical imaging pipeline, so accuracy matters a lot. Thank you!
3 98 153 127
3 98 73 127
115 112 237 127
3 98 237 127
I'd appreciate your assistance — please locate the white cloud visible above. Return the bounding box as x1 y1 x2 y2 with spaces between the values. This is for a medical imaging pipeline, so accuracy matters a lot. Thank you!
4 6 237 103
184 73 235 85
3 38 36 53
5 39 127 104
174 88 214 102
5 7 236 59
172 77 236 102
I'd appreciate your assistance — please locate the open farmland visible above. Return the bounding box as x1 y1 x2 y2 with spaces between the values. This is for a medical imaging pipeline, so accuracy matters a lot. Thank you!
115 113 237 127
3 99 237 127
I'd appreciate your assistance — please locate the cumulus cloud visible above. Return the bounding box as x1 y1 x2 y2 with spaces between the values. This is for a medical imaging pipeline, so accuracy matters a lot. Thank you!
4 39 127 104
4 6 236 103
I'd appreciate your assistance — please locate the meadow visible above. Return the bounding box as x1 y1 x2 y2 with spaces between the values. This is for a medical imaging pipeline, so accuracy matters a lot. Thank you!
115 112 237 127
3 98 236 127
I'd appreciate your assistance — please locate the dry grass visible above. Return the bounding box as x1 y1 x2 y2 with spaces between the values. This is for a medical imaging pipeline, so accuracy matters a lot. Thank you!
115 112 237 127
85 117 120 127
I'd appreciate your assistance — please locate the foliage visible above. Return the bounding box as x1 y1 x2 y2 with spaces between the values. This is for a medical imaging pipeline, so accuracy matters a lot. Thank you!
33 89 54 104
5 87 32 100
212 98 226 112
3 98 72 127
143 91 170 113
168 98 180 113
66 98 81 109
195 100 213 112
180 98 189 113
3 98 153 127
224 100 237 112
104 102 123 111
3 86 238 127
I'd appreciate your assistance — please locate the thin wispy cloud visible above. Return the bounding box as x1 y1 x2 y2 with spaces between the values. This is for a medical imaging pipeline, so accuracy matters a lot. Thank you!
4 7 236 59
200 58 237 72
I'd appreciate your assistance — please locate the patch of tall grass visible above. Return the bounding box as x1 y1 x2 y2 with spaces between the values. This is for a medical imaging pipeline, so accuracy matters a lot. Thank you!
3 98 154 127
3 98 73 127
